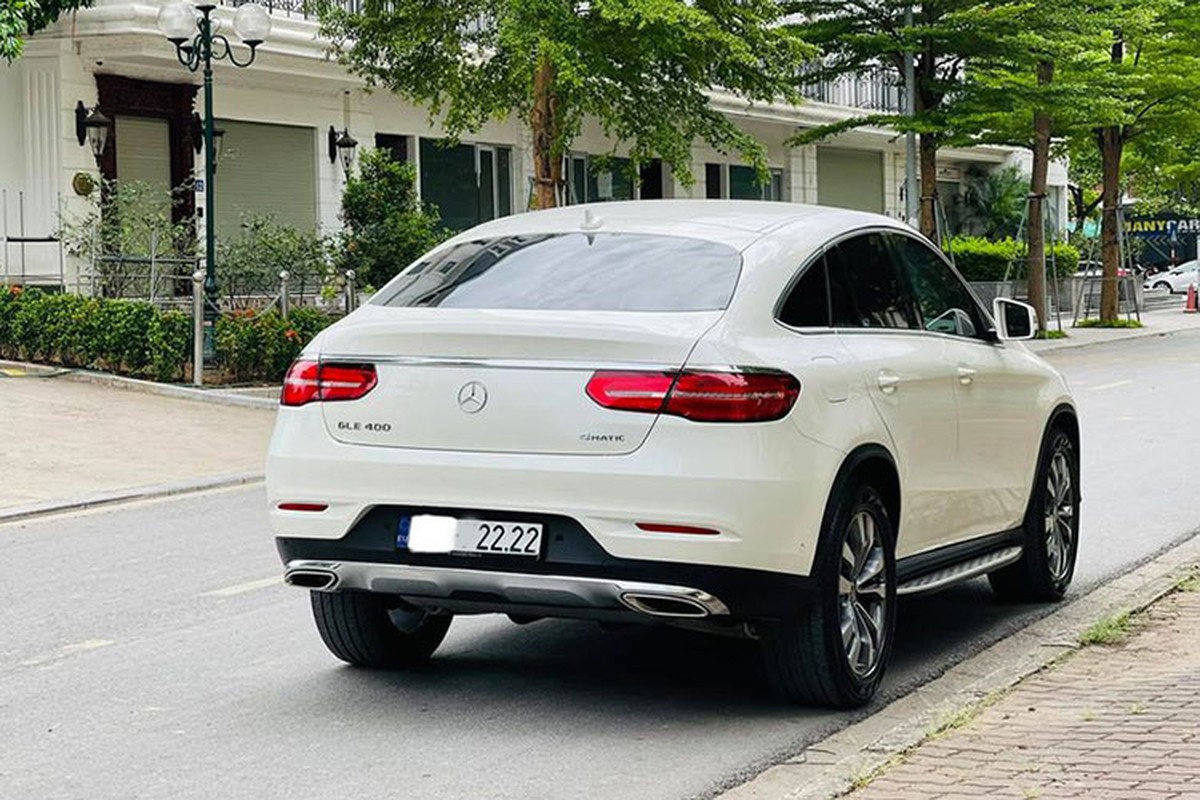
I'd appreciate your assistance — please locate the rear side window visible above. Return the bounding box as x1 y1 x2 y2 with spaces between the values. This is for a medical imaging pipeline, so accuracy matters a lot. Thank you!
778 259 830 327
373 233 742 312
824 233 919 329
889 234 987 339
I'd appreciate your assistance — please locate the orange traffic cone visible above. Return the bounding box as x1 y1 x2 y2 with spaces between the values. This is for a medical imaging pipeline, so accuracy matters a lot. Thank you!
1186 284 1199 314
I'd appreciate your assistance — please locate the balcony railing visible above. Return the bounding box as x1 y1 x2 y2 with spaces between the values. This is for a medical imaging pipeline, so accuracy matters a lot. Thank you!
221 0 361 20
800 65 902 113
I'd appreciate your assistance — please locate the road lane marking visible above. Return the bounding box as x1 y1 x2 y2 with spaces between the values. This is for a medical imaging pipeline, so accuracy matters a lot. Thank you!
1089 380 1133 391
202 575 282 597
20 638 115 667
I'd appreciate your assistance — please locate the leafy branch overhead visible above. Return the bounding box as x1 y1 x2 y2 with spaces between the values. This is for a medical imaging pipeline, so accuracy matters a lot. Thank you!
317 0 815 208
1 0 92 62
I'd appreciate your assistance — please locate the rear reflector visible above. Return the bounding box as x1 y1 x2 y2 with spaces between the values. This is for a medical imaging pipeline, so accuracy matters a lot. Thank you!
636 522 720 536
277 502 329 512
586 369 800 422
281 360 377 406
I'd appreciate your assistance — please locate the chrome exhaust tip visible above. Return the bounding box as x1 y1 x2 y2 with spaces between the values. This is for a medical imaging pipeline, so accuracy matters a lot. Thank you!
619 592 712 619
284 569 339 591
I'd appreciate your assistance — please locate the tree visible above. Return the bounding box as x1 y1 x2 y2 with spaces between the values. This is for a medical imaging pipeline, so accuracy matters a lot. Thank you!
1 0 92 62
950 0 1112 331
783 0 995 238
318 0 813 210
1082 0 1200 321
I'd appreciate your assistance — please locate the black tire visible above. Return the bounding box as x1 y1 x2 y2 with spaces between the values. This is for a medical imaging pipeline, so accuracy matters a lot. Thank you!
310 590 452 668
1154 281 1172 293
761 483 897 708
989 428 1079 602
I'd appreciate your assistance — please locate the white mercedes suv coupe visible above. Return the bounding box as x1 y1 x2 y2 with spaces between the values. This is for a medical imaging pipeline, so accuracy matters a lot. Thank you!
267 200 1079 708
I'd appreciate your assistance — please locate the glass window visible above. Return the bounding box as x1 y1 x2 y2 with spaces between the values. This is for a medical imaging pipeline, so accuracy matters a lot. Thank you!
588 157 634 202
374 233 742 312
889 234 986 338
705 163 723 199
824 233 919 329
419 139 513 231
777 260 830 328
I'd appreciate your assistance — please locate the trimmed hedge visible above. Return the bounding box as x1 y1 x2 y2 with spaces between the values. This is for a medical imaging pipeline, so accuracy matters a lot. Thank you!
0 286 333 383
947 237 1080 282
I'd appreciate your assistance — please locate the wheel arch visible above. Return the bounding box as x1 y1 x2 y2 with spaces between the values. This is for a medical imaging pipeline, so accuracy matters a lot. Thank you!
821 444 902 547
1030 403 1081 508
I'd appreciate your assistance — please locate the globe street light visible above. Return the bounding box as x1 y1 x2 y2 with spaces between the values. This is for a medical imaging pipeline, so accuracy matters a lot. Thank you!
158 1 270 359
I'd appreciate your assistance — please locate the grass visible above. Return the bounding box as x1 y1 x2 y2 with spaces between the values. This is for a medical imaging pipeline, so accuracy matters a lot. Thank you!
1079 610 1133 646
1035 330 1068 340
1178 570 1200 593
1074 318 1144 329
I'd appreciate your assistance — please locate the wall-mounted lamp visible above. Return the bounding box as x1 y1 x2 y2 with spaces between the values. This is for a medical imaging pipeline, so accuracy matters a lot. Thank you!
328 125 358 172
75 101 112 162
191 112 226 172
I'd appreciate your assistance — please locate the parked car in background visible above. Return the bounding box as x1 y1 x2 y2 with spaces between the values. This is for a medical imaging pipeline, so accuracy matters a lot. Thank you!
1145 260 1200 293
1075 260 1132 278
267 200 1080 709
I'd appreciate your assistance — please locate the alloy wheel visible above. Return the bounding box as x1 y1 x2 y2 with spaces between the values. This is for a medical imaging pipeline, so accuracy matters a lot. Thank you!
1044 446 1076 582
838 509 888 678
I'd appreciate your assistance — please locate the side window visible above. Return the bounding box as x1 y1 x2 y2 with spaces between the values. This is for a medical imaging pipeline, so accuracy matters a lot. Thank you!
890 235 987 339
824 233 919 329
778 258 830 327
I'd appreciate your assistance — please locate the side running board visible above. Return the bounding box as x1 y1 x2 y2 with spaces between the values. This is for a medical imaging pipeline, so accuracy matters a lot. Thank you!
896 545 1023 597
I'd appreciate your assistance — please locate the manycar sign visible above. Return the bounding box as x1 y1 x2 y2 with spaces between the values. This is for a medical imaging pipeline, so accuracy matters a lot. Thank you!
1124 216 1200 239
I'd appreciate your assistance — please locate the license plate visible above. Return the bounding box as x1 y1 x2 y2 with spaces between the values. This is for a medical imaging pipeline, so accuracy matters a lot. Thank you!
399 515 543 558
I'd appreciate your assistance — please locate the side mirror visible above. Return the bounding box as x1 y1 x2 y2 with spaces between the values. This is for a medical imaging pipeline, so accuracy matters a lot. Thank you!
993 297 1037 341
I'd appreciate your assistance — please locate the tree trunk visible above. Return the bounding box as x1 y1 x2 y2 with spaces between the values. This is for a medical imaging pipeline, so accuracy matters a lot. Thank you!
1097 126 1123 323
918 133 939 240
1026 60 1054 335
530 57 560 210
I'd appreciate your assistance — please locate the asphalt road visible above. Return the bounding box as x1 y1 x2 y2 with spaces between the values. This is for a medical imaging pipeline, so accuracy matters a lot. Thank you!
4 331 1200 800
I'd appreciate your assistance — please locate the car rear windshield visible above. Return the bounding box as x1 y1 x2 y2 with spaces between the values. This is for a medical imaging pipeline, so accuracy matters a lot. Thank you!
372 233 742 312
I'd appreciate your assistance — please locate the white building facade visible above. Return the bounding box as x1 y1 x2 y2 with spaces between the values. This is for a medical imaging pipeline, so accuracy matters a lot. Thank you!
0 0 1070 287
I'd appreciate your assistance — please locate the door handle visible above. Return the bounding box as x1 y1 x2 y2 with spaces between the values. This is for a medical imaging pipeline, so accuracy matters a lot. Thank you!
956 366 977 386
876 371 900 394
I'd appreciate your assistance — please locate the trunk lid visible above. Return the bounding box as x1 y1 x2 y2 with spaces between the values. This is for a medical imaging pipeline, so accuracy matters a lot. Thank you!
317 305 720 455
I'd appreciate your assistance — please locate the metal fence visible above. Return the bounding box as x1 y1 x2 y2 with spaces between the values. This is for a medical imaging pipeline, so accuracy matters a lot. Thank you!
800 65 902 113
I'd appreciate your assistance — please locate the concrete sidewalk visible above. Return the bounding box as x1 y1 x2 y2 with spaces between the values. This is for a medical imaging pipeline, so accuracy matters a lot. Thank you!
0 370 274 515
848 573 1200 800
1028 304 1200 354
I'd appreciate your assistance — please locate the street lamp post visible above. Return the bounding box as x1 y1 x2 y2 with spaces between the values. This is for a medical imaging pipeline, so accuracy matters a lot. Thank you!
158 1 270 359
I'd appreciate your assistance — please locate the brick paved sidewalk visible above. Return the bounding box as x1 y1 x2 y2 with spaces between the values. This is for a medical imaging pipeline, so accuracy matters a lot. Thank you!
849 577 1200 800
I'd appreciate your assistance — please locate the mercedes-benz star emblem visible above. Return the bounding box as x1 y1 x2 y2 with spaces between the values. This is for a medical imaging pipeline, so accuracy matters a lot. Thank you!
457 381 488 414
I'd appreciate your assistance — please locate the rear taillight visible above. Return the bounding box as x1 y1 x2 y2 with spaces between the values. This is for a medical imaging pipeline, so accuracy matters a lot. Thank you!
586 369 800 422
281 360 377 406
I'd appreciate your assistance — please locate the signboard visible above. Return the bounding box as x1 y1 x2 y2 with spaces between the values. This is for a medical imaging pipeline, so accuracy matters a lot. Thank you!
1123 215 1200 239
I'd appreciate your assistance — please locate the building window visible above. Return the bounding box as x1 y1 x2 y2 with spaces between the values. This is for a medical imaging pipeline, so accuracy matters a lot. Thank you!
375 133 410 164
705 163 785 201
418 138 513 231
564 155 664 204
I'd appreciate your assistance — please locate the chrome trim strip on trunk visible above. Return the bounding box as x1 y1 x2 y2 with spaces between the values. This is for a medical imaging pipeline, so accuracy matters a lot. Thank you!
316 355 679 372
282 559 731 619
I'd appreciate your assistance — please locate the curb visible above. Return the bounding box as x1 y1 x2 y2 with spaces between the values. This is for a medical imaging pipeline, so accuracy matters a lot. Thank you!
1031 322 1200 354
0 359 278 410
717 530 1200 800
0 472 265 525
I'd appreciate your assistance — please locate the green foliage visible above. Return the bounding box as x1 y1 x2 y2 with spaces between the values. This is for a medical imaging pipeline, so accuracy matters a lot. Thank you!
1079 610 1132 646
58 179 196 298
949 236 1079 282
955 167 1030 240
318 0 813 190
218 213 331 308
338 150 449 290
1 0 92 61
0 284 335 383
1075 318 1143 329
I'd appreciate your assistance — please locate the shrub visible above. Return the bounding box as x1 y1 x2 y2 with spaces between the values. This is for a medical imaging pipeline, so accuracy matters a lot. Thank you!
339 149 450 291
0 285 334 383
218 213 330 308
948 236 1079 282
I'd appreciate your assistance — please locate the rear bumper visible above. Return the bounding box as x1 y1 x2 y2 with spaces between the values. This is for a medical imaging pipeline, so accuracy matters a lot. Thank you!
267 405 845 576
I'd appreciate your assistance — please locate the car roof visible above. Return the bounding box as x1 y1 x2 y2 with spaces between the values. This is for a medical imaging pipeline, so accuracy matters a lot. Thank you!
443 200 906 252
